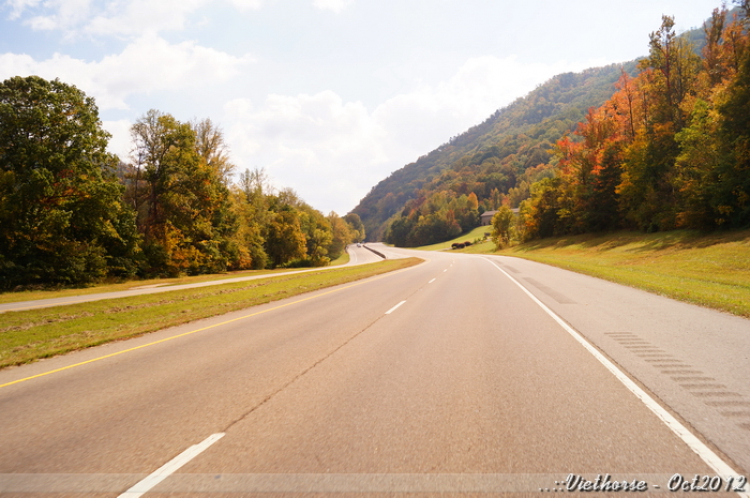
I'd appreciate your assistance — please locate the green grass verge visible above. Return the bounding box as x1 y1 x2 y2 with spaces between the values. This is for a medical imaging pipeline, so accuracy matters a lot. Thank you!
329 251 350 266
0 258 422 370
0 252 357 305
465 230 750 318
413 226 493 251
0 269 288 305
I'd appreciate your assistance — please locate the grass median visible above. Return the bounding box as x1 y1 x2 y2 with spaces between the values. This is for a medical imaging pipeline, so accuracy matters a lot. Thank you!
0 257 421 370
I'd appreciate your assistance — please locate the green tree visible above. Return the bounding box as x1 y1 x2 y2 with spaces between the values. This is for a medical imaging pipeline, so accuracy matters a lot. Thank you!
343 212 365 242
264 210 307 267
715 38 750 227
0 76 139 289
384 215 413 247
523 177 565 239
674 99 721 228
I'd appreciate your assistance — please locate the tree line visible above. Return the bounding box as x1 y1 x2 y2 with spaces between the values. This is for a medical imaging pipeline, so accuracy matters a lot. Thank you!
520 3 750 238
384 191 481 247
0 77 365 290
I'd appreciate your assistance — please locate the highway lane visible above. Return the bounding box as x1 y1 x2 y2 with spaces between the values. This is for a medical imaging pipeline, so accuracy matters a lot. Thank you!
386 246 750 479
0 248 747 495
0 244 385 314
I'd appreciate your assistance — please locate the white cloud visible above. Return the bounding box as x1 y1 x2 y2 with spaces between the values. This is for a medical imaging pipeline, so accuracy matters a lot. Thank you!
22 0 92 32
5 0 42 20
219 55 612 214
5 0 262 37
101 119 133 160
224 91 387 213
312 0 352 14
373 55 610 155
0 33 253 110
84 0 206 37
227 0 262 12
0 41 609 215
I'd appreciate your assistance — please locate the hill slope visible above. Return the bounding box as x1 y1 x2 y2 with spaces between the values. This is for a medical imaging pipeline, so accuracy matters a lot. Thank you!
352 60 639 241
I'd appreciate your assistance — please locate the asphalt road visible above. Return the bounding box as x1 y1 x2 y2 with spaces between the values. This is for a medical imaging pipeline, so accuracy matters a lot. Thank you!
0 244 386 314
0 246 748 496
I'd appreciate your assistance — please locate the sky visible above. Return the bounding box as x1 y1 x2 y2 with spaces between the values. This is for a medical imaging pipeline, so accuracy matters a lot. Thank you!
0 0 728 215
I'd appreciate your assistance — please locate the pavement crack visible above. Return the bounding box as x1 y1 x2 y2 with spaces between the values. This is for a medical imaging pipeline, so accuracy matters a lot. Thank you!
219 313 394 434
219 270 437 434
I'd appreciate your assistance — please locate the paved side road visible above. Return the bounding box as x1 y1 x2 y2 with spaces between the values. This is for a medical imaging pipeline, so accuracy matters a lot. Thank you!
0 243 385 314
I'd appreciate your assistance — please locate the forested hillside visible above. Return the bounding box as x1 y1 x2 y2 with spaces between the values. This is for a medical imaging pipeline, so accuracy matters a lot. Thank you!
521 6 750 237
352 62 638 243
355 3 750 246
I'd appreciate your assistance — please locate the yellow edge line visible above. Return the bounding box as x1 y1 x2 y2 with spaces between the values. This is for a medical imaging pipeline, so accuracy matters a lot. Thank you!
0 263 419 390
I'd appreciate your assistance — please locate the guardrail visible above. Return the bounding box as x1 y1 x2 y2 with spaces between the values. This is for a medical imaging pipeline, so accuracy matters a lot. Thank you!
362 244 386 259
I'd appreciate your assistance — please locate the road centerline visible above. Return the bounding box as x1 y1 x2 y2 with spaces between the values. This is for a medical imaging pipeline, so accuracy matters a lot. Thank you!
385 301 406 315
118 433 224 498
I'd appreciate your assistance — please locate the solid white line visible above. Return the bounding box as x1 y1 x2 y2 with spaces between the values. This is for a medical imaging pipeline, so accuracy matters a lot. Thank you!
118 433 225 498
483 257 748 495
385 301 406 315
429 278 436 284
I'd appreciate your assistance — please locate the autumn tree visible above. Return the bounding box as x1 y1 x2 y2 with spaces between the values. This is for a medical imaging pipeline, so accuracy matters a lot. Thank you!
620 16 701 230
232 167 273 269
128 110 239 275
490 206 514 248
193 118 235 183
327 212 352 260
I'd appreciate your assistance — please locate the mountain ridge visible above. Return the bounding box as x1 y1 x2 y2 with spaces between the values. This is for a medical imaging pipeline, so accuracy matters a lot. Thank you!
352 60 639 241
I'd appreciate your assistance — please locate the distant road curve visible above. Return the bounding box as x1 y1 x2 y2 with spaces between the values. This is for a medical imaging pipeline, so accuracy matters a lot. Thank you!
0 244 388 314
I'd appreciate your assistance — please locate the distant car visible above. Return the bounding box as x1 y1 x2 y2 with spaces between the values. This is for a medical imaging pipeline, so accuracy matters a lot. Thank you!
357 243 361 247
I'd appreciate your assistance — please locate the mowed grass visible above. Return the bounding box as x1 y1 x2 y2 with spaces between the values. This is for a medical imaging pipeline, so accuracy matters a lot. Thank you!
503 230 750 318
414 226 493 251
0 258 421 369
0 249 355 306
0 268 281 305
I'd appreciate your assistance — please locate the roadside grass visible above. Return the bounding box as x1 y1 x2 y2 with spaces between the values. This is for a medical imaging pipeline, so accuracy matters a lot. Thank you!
415 226 493 251
479 230 750 318
0 268 283 305
330 251 350 266
0 258 421 369
0 251 358 305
